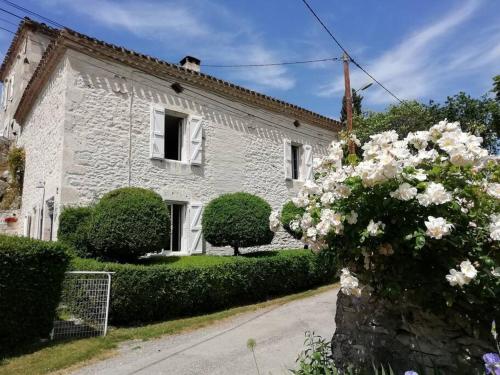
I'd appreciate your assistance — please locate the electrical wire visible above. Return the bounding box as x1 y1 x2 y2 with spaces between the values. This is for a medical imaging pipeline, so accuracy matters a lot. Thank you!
0 24 14 34
1 2 338 141
0 16 17 27
299 0 403 103
203 57 340 68
0 0 64 28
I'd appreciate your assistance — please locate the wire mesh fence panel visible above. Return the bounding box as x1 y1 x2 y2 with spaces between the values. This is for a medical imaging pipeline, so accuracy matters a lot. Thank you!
52 271 112 340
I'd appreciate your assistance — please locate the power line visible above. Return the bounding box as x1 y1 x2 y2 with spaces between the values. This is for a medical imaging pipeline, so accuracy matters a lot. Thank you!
2 1 338 140
0 25 14 34
203 56 340 68
0 6 23 21
0 0 64 27
299 0 403 103
0 16 18 27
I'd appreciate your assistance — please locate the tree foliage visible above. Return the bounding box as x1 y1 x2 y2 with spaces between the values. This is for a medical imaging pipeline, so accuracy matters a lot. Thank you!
354 77 500 153
340 88 363 125
89 187 170 262
202 192 274 255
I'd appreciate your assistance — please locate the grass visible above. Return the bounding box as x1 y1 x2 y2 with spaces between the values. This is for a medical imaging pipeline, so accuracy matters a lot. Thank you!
71 249 307 269
0 283 338 375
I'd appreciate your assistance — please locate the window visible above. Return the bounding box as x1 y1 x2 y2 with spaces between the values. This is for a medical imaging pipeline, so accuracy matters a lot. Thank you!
150 106 204 164
166 203 185 252
164 114 184 161
291 144 300 180
284 139 313 181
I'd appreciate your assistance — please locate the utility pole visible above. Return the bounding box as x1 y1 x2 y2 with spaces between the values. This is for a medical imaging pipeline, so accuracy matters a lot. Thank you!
342 52 355 154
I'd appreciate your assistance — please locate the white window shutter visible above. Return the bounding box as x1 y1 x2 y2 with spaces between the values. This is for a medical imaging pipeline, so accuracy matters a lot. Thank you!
2 81 8 108
23 215 31 237
8 74 14 101
189 202 204 254
303 144 313 181
188 115 203 165
150 106 165 159
283 139 292 180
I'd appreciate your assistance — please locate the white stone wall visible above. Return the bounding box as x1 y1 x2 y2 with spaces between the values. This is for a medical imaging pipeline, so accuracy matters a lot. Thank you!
17 58 68 240
0 31 53 139
20 49 338 253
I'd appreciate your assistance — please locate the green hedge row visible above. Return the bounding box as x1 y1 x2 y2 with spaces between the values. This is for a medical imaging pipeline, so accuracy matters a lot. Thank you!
0 235 69 353
71 250 335 325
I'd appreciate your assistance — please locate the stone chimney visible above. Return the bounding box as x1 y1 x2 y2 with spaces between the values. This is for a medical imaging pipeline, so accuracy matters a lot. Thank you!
179 56 201 72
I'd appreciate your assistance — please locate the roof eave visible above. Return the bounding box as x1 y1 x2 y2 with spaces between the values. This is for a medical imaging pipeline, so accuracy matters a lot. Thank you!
15 26 341 131
0 18 58 81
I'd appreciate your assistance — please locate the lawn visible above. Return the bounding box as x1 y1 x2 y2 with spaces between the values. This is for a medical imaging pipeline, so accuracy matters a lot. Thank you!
0 283 338 375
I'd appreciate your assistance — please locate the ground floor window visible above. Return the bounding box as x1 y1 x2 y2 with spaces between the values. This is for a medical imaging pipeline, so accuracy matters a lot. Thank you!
166 203 186 252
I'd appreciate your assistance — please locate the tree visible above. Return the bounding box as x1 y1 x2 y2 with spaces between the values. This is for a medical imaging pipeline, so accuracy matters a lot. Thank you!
202 192 274 256
492 75 500 102
340 89 363 125
427 91 500 153
353 77 500 153
89 187 170 262
354 100 433 145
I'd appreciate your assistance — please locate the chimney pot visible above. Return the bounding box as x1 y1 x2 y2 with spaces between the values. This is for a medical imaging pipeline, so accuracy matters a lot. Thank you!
180 56 201 72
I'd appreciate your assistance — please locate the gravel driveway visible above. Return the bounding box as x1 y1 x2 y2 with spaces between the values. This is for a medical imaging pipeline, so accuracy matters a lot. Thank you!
73 286 339 375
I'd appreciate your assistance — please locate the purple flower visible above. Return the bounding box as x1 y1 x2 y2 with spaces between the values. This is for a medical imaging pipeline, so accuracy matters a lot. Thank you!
404 372 418 375
483 353 500 375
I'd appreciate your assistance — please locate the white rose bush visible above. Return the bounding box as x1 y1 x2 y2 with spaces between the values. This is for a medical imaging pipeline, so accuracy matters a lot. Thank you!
271 120 499 326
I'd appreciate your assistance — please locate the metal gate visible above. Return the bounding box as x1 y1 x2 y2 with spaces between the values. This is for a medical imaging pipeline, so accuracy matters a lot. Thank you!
52 271 113 340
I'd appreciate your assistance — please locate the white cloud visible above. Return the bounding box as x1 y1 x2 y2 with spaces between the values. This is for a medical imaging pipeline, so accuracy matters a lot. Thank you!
43 0 295 90
318 0 497 105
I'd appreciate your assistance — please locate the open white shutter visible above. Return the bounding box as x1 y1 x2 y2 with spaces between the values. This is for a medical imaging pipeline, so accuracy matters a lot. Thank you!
189 202 203 254
8 74 14 101
283 139 292 180
150 106 165 159
188 115 203 165
2 80 8 108
23 215 31 237
303 144 313 181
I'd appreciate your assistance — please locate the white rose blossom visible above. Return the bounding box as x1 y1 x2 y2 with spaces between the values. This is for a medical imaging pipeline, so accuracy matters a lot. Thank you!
340 268 362 297
367 220 385 237
390 182 417 201
416 182 452 207
346 210 358 225
269 211 281 232
424 216 454 239
446 260 478 287
489 214 500 241
486 183 500 199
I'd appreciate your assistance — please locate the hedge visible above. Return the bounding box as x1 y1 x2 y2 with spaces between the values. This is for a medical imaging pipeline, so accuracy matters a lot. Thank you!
0 235 69 353
58 205 93 258
71 250 335 325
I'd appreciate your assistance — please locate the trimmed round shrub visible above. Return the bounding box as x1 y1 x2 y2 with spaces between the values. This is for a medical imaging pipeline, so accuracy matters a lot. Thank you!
58 205 94 257
89 187 170 262
0 235 69 353
202 192 274 255
280 201 305 240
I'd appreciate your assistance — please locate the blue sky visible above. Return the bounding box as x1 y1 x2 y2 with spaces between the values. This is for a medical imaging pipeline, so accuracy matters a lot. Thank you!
0 0 499 120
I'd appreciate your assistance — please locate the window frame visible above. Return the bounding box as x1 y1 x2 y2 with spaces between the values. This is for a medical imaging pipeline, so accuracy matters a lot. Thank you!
291 144 301 180
163 112 186 162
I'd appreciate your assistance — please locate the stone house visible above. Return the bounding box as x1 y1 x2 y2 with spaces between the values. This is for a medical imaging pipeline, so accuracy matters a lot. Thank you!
0 19 340 254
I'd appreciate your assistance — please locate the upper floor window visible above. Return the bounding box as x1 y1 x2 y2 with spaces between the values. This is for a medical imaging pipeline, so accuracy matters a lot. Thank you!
150 106 203 165
284 139 313 181
291 144 301 180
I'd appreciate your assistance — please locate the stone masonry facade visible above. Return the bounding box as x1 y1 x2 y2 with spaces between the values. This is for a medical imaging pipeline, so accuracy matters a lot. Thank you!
1 21 339 254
